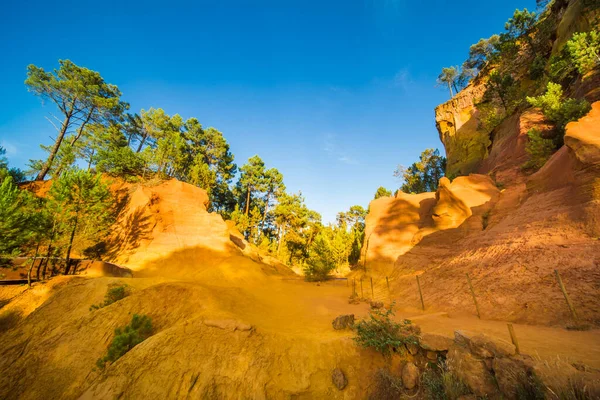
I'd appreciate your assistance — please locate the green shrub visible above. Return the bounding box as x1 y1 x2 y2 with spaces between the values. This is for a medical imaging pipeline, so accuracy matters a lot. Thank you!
549 48 578 84
477 102 505 133
523 128 556 171
527 82 591 136
90 285 128 311
96 314 152 369
353 304 419 356
566 30 600 75
529 55 547 80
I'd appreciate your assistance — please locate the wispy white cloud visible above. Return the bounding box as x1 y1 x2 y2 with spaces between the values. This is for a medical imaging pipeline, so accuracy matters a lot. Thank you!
0 140 17 156
322 133 359 165
391 68 413 91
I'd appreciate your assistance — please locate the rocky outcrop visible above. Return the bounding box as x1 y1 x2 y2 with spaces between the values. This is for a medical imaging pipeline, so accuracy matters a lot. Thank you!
362 174 498 273
564 101 600 165
435 82 489 177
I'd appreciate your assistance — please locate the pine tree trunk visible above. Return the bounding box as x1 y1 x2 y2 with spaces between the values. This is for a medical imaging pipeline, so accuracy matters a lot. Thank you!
36 257 43 281
41 251 51 280
136 133 148 153
27 243 41 289
447 82 454 98
69 107 94 146
87 149 95 170
259 193 271 239
277 227 285 256
36 115 71 181
64 213 79 275
244 187 251 215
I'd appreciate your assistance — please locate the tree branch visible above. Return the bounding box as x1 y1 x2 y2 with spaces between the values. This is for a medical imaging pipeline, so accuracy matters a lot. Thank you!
44 116 61 133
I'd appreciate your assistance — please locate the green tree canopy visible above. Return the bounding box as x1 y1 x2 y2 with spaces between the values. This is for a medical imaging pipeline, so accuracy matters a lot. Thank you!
25 60 128 180
373 187 392 200
395 149 446 194
464 35 501 71
437 66 460 98
0 176 38 256
47 169 114 273
237 155 267 215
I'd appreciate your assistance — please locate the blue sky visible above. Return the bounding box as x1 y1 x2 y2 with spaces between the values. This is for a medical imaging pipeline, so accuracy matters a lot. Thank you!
0 0 535 222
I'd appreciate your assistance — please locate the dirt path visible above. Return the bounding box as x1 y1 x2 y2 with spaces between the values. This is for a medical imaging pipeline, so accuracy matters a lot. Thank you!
263 279 600 368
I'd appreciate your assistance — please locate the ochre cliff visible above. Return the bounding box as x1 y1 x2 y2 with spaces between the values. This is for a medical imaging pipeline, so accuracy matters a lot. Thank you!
363 102 600 325
434 0 599 178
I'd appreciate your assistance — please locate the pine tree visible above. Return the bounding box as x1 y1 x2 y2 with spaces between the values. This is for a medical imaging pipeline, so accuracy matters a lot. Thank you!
25 60 127 180
47 169 114 274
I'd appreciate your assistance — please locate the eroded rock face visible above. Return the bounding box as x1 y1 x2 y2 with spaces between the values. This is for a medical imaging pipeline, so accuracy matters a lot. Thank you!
432 177 472 230
565 101 600 165
435 82 489 177
362 174 498 272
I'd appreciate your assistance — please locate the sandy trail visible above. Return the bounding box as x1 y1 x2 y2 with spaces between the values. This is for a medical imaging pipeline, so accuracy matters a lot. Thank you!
189 276 600 368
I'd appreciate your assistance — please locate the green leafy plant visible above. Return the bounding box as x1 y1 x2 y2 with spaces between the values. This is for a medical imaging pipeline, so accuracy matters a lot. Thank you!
90 285 128 311
566 30 600 75
549 48 579 84
477 102 505 133
529 55 547 80
527 82 591 136
96 314 152 369
523 128 556 171
353 303 419 356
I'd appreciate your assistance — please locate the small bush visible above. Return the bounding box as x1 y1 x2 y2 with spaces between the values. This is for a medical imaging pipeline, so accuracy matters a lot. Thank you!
96 314 152 369
548 48 578 85
422 363 471 400
527 82 591 135
566 30 600 76
90 285 128 311
529 55 547 80
523 128 556 171
477 102 505 133
369 368 404 400
353 304 419 356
